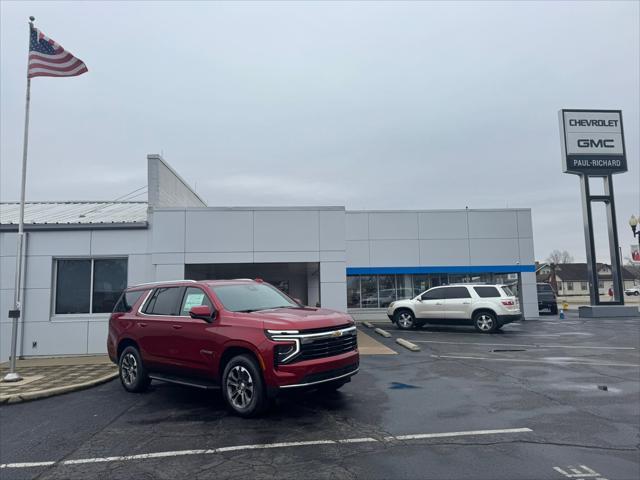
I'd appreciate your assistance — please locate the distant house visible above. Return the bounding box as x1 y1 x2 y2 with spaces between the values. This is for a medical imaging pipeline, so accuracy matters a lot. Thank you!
537 262 639 296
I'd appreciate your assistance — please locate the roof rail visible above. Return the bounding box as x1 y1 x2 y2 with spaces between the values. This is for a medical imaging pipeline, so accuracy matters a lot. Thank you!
128 279 197 288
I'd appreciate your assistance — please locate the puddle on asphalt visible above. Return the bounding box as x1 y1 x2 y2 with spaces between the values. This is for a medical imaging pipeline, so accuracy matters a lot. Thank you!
389 382 421 389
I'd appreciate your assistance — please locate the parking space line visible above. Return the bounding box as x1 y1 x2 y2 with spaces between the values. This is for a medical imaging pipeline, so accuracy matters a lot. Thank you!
0 428 533 469
407 340 635 350
431 354 640 368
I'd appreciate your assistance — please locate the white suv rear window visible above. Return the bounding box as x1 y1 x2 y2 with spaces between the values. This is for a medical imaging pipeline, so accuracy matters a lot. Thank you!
473 286 501 298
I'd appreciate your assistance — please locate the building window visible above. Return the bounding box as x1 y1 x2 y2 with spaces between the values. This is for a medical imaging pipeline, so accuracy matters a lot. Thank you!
347 276 361 309
360 276 378 308
55 258 127 315
581 282 588 291
566 281 574 291
378 275 396 307
598 281 604 289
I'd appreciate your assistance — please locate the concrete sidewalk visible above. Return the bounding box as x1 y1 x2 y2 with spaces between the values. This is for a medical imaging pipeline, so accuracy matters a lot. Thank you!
0 355 117 405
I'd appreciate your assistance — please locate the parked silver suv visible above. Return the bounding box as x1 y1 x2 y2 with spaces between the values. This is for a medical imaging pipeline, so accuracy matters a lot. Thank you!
387 284 521 333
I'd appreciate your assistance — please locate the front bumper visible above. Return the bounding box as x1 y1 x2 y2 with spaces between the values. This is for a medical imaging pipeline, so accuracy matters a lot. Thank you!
265 349 360 390
497 313 522 325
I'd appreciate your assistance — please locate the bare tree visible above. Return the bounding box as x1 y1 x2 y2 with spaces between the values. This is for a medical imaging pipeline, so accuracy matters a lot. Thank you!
547 249 574 264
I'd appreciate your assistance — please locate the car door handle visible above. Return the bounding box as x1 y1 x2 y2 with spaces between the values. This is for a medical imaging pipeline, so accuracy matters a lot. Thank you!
462 302 471 304
172 324 183 330
137 322 147 328
435 302 443 305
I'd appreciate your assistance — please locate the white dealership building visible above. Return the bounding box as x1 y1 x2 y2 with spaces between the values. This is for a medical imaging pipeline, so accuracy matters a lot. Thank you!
0 155 538 361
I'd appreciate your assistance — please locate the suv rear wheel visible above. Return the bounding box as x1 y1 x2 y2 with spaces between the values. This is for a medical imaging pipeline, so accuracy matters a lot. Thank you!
473 311 498 333
119 346 151 393
222 354 267 417
394 309 415 330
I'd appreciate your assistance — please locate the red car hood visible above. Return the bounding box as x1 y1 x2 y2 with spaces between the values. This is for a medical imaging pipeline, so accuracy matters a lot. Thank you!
255 307 353 331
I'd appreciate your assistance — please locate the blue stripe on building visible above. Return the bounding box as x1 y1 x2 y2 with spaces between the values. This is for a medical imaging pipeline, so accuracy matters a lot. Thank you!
346 265 536 275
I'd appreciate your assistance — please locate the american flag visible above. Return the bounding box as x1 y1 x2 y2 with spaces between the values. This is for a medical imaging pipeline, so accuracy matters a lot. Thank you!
28 26 88 78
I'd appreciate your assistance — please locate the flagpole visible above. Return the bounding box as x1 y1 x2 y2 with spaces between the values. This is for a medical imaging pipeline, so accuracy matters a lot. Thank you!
4 16 35 382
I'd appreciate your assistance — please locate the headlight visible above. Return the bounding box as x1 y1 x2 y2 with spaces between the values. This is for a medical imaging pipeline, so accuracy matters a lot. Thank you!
389 302 395 309
265 330 301 364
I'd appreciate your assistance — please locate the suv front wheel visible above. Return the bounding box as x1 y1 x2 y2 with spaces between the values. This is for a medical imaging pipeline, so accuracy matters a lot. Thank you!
394 309 415 330
473 311 498 333
222 354 267 417
119 346 151 393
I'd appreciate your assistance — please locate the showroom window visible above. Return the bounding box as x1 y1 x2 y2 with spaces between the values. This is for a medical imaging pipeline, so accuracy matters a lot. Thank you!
54 258 127 315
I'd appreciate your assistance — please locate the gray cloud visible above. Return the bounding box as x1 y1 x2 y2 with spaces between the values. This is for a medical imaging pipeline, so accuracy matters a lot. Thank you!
1 1 638 263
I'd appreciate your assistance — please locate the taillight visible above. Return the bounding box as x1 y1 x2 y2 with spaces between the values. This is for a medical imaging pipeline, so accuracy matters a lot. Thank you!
501 300 515 306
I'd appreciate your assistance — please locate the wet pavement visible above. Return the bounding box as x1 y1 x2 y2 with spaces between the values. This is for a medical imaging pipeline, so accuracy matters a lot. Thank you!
1 314 639 480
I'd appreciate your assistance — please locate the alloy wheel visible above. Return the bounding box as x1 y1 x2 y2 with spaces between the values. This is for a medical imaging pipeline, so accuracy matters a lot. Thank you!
476 314 494 332
121 353 138 386
227 365 254 410
398 312 414 329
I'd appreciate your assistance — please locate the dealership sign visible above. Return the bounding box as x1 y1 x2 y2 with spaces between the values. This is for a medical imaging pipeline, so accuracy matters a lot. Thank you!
559 109 627 175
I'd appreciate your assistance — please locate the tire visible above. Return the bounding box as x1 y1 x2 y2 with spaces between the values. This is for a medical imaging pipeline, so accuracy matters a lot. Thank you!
318 380 347 392
222 354 267 418
473 311 498 333
394 309 415 330
635 291 640 296
118 346 151 393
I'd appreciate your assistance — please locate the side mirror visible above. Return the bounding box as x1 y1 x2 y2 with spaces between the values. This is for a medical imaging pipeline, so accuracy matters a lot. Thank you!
189 305 214 322
293 297 302 305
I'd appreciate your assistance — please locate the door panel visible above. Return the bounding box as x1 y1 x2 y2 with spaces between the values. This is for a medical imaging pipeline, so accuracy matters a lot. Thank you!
415 287 446 319
444 286 473 321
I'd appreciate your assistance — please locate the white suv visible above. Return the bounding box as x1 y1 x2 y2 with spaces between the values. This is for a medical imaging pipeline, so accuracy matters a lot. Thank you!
386 284 521 333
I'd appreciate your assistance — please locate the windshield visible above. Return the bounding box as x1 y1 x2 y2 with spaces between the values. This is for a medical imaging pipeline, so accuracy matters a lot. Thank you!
211 283 299 312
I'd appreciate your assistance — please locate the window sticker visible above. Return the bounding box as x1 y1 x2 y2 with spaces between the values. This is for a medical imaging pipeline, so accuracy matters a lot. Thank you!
183 293 205 311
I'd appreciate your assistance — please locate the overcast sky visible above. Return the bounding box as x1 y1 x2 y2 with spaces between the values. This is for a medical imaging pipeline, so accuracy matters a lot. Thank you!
1 1 638 264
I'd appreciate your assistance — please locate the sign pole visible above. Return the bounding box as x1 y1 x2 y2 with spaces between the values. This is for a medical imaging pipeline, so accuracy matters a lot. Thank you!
4 17 35 382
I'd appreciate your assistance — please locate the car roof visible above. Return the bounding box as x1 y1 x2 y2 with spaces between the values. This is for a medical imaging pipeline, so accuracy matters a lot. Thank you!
127 278 261 291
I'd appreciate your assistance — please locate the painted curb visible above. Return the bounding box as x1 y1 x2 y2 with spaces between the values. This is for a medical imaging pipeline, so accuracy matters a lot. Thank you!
396 338 421 352
0 371 118 405
374 328 392 338
362 321 374 328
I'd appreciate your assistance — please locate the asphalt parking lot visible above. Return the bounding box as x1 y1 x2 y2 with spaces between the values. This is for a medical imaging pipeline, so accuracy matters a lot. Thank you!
1 313 639 480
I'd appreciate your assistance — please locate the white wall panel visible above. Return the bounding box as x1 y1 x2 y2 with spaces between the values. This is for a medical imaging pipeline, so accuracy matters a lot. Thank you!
151 210 185 253
151 253 184 265
253 251 319 263
346 213 368 240
418 211 469 239
87 321 109 354
369 240 420 266
419 239 470 265
25 256 53 289
518 238 535 264
0 232 17 256
320 251 346 262
0 256 15 290
23 321 89 356
155 264 184 281
22 288 52 322
320 262 346 283
185 252 254 264
346 240 369 266
185 210 253 252
127 254 153 286
468 211 518 239
517 210 534 238
368 212 418 240
321 282 347 311
319 210 345 251
28 230 91 256
254 211 319 252
91 229 148 255
469 238 520 265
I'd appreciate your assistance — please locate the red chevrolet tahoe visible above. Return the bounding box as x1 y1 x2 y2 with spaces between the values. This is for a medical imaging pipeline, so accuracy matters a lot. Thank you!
107 279 359 417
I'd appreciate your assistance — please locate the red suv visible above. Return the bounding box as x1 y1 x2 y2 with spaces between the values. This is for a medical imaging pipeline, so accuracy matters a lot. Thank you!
107 279 359 416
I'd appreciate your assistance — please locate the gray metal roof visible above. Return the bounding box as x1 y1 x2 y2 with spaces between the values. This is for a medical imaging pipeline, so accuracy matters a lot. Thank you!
0 201 148 227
